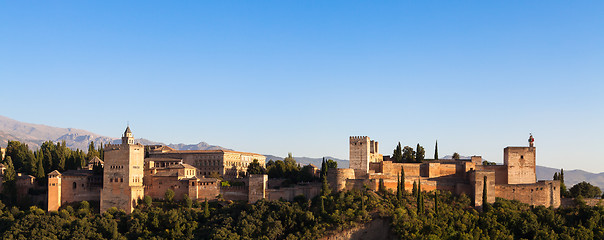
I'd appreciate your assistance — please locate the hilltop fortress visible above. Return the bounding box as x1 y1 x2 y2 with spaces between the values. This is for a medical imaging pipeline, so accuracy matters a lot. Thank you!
329 136 560 208
1 127 559 212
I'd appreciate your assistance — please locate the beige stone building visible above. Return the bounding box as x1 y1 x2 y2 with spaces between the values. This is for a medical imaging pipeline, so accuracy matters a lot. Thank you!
148 147 266 179
330 135 560 208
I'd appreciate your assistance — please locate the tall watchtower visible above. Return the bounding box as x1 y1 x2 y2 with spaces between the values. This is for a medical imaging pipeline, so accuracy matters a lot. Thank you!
504 134 537 184
350 136 371 176
100 126 145 213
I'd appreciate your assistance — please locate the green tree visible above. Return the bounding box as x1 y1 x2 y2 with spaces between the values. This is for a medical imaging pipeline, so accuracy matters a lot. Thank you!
560 169 569 197
400 166 405 194
87 141 100 161
184 194 192 208
35 155 45 179
165 189 175 202
1 156 17 204
482 176 490 211
143 195 152 207
434 190 439 215
321 175 331 196
320 158 327 179
412 181 417 197
434 140 439 160
402 146 415 162
204 199 210 218
247 159 266 175
415 143 425 162
392 142 403 163
417 179 423 215
569 181 602 198
452 152 460 160
325 159 337 169
396 173 402 201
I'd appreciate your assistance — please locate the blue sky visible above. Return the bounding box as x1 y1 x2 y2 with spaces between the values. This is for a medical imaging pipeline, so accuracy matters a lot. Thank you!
1 1 603 172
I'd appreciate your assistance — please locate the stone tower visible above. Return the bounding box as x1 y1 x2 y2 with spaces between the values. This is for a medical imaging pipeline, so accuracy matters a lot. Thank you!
504 134 537 184
350 136 371 176
47 170 62 211
100 126 145 213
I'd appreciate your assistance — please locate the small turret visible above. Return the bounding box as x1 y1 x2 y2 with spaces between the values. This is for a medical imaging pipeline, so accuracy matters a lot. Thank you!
122 126 134 145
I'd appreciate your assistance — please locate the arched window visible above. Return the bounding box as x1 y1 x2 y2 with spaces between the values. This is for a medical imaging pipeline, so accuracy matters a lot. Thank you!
73 182 77 189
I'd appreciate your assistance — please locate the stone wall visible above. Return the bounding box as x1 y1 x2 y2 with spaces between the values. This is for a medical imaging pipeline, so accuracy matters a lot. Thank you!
60 175 101 205
221 186 248 201
495 180 560 208
267 183 321 201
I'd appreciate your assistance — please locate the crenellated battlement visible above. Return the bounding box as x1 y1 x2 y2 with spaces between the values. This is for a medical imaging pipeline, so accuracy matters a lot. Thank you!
350 136 369 142
104 143 122 150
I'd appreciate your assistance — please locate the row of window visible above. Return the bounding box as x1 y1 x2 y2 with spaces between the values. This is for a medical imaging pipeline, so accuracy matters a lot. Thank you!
110 165 124 169
195 160 220 166
110 178 124 183
191 182 215 186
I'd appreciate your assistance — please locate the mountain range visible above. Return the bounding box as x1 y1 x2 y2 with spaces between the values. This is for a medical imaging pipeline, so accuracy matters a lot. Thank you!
1 115 602 190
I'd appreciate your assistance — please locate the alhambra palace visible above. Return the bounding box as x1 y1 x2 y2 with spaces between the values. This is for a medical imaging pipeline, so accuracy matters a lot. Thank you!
0 127 560 213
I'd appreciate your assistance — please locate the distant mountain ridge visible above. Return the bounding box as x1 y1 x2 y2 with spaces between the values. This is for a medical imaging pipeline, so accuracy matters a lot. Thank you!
0 115 226 151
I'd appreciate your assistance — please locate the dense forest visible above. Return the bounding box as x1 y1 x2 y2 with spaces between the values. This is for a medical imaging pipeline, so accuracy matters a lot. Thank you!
0 186 602 239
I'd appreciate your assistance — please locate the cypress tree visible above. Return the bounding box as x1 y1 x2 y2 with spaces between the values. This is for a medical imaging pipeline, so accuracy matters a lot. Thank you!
483 176 488 207
553 172 559 180
320 196 326 214
203 198 210 218
434 140 439 160
400 166 405 194
320 158 326 179
412 181 417 197
321 175 331 196
560 169 568 197
397 173 402 201
417 179 423 215
434 190 439 215
35 155 45 179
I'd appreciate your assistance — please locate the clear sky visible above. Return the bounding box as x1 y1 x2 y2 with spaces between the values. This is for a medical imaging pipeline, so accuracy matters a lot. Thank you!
1 1 603 172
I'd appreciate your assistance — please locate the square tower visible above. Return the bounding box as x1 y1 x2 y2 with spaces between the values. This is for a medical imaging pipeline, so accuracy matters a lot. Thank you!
100 127 145 213
350 136 371 175
504 146 536 184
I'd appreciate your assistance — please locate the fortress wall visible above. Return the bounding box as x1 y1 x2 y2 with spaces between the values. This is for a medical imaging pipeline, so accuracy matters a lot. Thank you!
369 162 381 173
221 186 248 201
381 162 420 178
267 183 321 201
479 165 508 184
145 176 189 200
495 180 560 208
438 164 457 177
421 163 440 178
61 176 101 204
190 180 220 200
